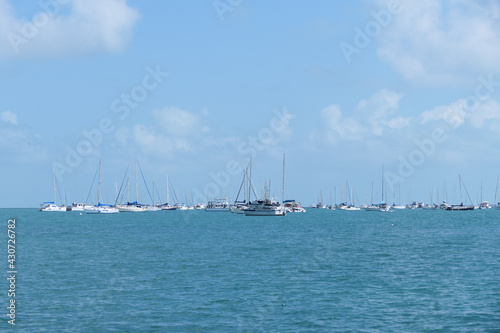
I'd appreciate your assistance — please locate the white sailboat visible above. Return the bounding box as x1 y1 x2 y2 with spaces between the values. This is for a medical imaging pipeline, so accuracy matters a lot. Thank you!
116 161 148 212
40 168 67 212
243 156 286 216
160 175 177 210
391 184 406 209
378 165 392 212
85 160 119 214
494 175 500 210
478 180 491 209
281 153 306 213
230 165 251 214
364 182 379 211
340 182 360 211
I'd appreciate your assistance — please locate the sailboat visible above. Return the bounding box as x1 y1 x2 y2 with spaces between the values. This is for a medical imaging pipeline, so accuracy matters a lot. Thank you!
340 181 360 211
281 153 306 213
40 168 67 212
160 175 176 210
243 156 286 216
478 180 491 209
392 184 406 209
116 161 148 212
230 165 251 214
147 181 162 211
364 182 379 211
378 165 392 212
444 175 475 211
494 175 500 210
85 160 119 214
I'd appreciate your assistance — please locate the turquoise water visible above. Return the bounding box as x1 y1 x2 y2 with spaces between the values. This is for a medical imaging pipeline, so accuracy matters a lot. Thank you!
1 209 499 332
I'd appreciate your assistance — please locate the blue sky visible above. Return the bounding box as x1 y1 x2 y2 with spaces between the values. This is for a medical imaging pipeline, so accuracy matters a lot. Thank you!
1 0 500 207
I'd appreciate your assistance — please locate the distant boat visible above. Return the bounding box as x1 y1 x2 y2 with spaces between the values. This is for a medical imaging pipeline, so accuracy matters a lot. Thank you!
342 205 361 211
363 204 379 211
86 203 120 214
241 156 286 216
243 199 286 216
40 168 66 212
69 203 88 211
378 201 391 212
231 165 251 214
230 201 248 214
40 202 66 212
378 166 392 212
175 203 190 211
205 198 231 212
283 200 306 213
115 161 148 212
161 203 176 210
147 205 162 212
85 160 119 214
117 201 148 212
494 175 500 210
444 175 475 211
478 201 491 209
444 203 474 211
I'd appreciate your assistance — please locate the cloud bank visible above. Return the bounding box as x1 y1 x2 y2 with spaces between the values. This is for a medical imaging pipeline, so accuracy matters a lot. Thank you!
0 0 140 58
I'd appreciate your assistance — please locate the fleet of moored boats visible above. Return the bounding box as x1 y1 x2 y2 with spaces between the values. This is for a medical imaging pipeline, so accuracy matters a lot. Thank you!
39 158 500 215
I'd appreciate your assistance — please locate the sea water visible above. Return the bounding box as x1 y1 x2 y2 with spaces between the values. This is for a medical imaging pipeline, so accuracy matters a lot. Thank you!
1 208 499 332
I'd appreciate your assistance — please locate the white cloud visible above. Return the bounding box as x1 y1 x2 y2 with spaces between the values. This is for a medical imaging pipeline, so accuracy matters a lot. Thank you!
420 99 468 128
0 0 140 58
321 104 366 141
467 99 500 129
125 107 209 156
1 110 17 125
133 124 177 155
386 117 411 129
418 97 500 131
319 90 409 144
377 0 500 83
151 107 208 137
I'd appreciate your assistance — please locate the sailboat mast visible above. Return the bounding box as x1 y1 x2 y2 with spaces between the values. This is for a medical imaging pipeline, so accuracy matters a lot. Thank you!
371 182 374 204
98 159 102 204
481 180 483 203
135 160 139 202
459 175 463 204
495 174 499 204
52 168 56 204
282 153 285 204
249 157 252 203
381 164 384 202
127 166 130 203
166 175 170 204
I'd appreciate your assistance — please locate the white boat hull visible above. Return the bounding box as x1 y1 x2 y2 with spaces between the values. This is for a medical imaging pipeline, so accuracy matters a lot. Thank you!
205 208 231 212
243 209 286 216
85 206 119 214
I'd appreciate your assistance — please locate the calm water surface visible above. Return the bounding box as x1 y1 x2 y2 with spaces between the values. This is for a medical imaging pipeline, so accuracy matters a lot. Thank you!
1 208 499 332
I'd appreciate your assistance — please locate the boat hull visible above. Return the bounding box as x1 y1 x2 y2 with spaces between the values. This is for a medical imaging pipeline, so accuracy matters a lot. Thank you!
243 209 286 216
